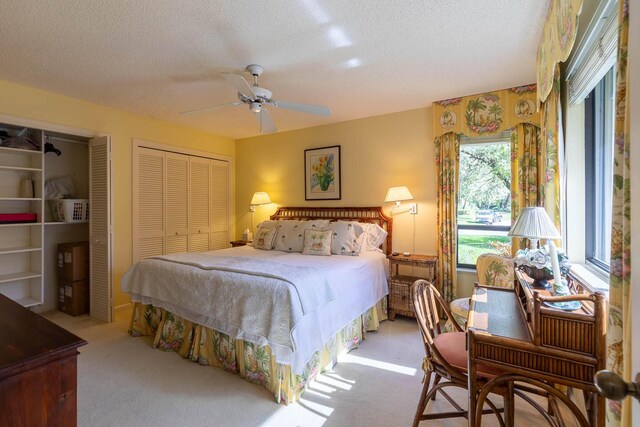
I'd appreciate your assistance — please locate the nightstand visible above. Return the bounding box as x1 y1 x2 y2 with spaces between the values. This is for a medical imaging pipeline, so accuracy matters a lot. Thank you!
387 254 438 320
230 240 252 247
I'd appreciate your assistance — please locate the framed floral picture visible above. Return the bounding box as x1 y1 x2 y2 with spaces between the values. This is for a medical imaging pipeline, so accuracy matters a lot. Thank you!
304 145 341 200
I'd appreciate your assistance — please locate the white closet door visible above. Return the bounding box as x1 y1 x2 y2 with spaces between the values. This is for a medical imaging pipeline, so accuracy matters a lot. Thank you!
188 156 210 252
135 148 165 260
89 136 113 323
165 152 189 254
210 159 229 250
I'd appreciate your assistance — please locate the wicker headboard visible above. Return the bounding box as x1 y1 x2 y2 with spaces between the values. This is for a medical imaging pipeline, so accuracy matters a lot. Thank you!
270 206 393 255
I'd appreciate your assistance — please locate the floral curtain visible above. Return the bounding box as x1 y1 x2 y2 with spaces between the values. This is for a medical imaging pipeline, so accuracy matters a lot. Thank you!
435 132 460 303
509 123 544 253
537 0 583 105
607 1 631 425
540 64 563 230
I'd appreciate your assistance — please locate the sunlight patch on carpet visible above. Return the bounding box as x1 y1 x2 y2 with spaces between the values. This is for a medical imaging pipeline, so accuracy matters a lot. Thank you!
339 354 417 376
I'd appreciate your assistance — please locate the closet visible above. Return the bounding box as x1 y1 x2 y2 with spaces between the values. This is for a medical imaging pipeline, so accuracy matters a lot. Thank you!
133 143 230 261
0 120 112 321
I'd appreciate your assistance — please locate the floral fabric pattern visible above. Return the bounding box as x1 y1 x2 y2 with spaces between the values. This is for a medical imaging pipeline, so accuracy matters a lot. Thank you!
536 0 583 105
435 132 460 303
510 121 561 255
607 1 630 425
465 94 503 134
128 300 385 405
433 85 539 139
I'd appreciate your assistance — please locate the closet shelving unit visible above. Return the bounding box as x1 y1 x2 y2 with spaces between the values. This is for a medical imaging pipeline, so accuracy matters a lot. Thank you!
0 129 44 307
1 124 92 310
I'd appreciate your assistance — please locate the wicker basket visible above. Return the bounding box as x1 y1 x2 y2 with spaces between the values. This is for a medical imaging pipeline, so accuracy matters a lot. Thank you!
49 199 89 223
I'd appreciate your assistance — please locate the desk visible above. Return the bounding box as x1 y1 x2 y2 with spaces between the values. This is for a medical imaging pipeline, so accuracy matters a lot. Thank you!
466 274 606 426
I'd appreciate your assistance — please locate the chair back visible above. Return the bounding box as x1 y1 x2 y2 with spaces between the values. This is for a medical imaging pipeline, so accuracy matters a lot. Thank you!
476 253 515 288
412 280 465 379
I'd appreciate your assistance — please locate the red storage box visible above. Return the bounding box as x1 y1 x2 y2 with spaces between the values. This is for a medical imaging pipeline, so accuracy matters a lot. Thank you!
0 213 37 224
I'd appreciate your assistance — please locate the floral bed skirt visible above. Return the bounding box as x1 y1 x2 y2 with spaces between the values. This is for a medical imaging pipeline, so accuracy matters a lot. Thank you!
128 298 387 404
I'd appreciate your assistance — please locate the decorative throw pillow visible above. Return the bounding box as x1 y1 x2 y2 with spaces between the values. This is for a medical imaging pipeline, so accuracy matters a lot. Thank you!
327 221 364 256
274 220 329 252
253 227 277 250
302 229 332 256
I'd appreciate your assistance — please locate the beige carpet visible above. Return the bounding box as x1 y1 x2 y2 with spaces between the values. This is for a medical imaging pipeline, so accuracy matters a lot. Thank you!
44 310 576 427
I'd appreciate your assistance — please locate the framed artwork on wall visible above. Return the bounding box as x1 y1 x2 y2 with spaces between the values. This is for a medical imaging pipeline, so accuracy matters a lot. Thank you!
304 145 341 200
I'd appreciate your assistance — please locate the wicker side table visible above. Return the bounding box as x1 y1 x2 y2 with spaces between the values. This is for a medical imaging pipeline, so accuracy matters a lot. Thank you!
387 254 437 320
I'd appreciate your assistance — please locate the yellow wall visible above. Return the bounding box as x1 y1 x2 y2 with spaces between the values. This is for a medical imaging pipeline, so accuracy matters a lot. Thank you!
235 107 437 257
0 80 236 308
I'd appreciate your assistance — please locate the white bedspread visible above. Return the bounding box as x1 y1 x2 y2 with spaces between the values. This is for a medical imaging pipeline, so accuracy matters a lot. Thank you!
121 246 389 373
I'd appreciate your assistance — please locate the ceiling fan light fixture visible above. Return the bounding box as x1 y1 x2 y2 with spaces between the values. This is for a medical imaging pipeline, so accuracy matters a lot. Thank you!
250 102 262 113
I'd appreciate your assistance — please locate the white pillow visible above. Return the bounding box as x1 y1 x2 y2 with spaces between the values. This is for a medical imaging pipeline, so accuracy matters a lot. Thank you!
256 220 278 230
253 227 277 250
302 229 332 256
274 220 329 252
361 223 388 251
327 221 364 256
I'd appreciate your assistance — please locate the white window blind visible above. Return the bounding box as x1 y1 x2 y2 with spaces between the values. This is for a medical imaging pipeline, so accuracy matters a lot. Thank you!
565 0 618 105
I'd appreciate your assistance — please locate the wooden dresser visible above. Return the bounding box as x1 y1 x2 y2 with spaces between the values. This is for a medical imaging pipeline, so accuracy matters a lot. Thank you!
0 294 87 426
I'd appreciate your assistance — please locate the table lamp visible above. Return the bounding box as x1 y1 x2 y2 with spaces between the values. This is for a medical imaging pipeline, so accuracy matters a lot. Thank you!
508 207 579 310
508 207 562 289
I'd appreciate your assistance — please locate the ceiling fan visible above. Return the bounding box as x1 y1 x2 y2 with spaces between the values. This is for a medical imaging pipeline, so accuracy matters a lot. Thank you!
180 64 331 133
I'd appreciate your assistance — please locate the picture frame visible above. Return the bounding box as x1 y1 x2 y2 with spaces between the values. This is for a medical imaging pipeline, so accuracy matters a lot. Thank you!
304 145 341 200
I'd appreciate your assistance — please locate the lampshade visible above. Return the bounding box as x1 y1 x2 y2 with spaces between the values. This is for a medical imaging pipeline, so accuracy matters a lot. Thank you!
250 192 271 205
384 186 413 203
508 207 560 239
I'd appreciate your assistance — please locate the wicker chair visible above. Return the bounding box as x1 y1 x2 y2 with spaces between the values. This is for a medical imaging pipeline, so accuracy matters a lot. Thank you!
449 253 515 329
411 279 509 426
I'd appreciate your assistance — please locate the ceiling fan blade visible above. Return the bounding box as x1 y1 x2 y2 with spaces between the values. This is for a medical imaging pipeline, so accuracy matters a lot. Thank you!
180 102 241 115
273 100 331 116
256 108 277 133
222 72 257 98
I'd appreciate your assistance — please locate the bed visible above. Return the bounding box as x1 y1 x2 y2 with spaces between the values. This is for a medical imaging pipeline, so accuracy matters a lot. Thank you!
122 206 392 404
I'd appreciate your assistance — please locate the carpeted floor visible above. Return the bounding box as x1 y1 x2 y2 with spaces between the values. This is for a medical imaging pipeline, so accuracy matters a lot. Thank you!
44 310 575 427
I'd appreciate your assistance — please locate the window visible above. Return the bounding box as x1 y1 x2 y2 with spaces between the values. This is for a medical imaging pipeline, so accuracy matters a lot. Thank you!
457 138 511 268
584 66 615 272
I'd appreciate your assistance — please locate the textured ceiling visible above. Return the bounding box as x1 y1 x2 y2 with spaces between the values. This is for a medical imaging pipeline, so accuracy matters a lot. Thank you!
0 0 549 139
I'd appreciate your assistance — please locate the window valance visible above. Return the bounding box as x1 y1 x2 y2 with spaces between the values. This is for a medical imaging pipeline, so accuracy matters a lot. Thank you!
432 84 539 139
536 0 583 105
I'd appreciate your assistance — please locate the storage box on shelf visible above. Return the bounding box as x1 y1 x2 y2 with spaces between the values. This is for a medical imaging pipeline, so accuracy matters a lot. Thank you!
0 127 44 307
57 242 89 316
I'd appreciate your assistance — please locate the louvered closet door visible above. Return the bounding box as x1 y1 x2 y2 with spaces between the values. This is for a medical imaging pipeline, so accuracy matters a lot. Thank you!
165 152 189 254
135 148 165 260
188 156 210 252
210 159 230 250
89 136 113 323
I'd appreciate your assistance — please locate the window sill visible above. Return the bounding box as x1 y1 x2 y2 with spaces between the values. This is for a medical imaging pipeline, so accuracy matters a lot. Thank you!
570 264 609 296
